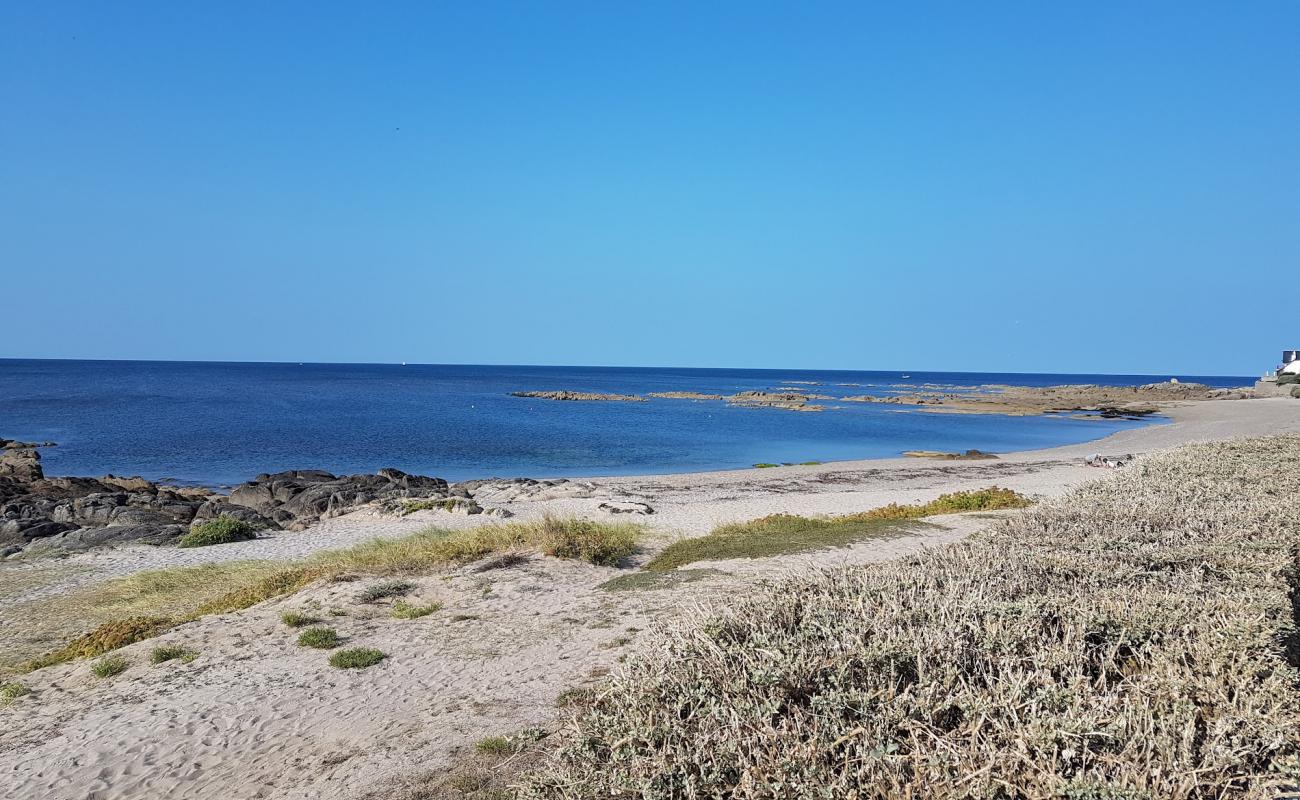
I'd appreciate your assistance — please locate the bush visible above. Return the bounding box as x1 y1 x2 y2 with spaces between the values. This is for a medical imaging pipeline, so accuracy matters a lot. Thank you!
297 626 340 649
150 645 197 664
90 654 128 678
328 647 386 669
521 440 1300 797
1277 372 1299 385
178 516 258 548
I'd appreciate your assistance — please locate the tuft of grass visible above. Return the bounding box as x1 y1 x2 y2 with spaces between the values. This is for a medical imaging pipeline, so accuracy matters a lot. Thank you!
391 600 442 619
0 682 31 704
752 463 779 468
178 516 259 548
19 516 641 675
90 654 128 678
644 487 1030 571
519 439 1300 798
475 736 518 756
150 645 197 664
328 647 386 669
297 627 340 649
357 579 415 603
280 610 320 628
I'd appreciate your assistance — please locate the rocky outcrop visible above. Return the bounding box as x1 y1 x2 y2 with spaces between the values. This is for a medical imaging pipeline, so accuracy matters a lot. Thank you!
225 468 450 530
0 441 458 557
727 391 826 412
510 391 646 402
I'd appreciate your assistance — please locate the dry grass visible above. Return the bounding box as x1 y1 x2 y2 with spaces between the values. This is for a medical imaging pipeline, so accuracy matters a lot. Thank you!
521 438 1300 798
15 516 641 674
643 488 1027 572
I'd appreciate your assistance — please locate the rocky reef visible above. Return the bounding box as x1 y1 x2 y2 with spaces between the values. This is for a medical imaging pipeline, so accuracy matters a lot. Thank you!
510 391 645 402
1 441 457 558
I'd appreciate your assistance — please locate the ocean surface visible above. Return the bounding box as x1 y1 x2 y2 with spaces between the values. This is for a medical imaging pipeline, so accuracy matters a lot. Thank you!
0 360 1253 487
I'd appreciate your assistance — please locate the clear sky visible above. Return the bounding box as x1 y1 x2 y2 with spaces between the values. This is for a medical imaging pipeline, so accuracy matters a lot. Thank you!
2 2 1296 375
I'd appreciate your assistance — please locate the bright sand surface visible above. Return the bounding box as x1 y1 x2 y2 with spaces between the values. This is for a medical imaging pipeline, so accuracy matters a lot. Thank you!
1 397 1297 799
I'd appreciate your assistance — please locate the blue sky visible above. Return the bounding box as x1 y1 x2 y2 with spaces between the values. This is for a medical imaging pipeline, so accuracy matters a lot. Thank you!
2 2 1296 375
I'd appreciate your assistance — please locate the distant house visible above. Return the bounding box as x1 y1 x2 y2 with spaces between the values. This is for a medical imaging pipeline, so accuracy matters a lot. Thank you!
1281 350 1300 376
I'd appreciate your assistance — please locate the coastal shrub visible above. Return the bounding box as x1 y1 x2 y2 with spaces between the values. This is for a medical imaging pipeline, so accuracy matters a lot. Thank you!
356 579 415 603
297 627 340 649
0 682 31 704
90 654 128 678
391 600 442 619
280 610 320 628
328 647 386 669
752 463 779 468
178 516 258 548
1277 372 1299 385
150 645 197 664
519 438 1300 798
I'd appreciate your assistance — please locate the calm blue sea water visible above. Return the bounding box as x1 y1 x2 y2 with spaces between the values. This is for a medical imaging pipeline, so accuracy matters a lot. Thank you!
0 360 1253 486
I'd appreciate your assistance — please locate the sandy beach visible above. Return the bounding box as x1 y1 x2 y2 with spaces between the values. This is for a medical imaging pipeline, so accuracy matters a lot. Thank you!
1 396 1297 799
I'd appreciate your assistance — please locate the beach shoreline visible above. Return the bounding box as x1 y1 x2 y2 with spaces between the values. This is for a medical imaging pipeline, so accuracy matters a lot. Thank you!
1 397 1297 800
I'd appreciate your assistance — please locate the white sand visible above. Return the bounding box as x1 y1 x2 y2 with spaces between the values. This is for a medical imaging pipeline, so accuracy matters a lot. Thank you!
1 396 1296 799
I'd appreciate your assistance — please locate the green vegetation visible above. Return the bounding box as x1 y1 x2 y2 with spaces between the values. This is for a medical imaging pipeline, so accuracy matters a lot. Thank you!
0 682 31 704
178 516 259 548
520 439 1300 798
297 626 340 649
280 610 320 628
599 568 723 592
646 516 930 571
328 647 386 669
391 600 442 619
400 498 465 515
21 616 170 673
90 654 128 678
150 645 197 664
641 488 1027 571
751 463 779 468
18 516 641 674
356 579 415 603
1277 372 1299 385
475 736 517 756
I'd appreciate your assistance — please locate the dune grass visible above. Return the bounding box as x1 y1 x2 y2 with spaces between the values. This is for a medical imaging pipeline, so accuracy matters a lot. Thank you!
280 610 321 628
328 647 385 669
644 487 1028 572
178 516 259 548
391 600 442 619
90 654 128 678
0 681 31 704
17 515 641 674
297 626 340 649
520 439 1300 798
150 644 197 664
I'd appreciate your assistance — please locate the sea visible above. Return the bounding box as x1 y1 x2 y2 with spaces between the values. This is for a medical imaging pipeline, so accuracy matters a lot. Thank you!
0 360 1254 487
